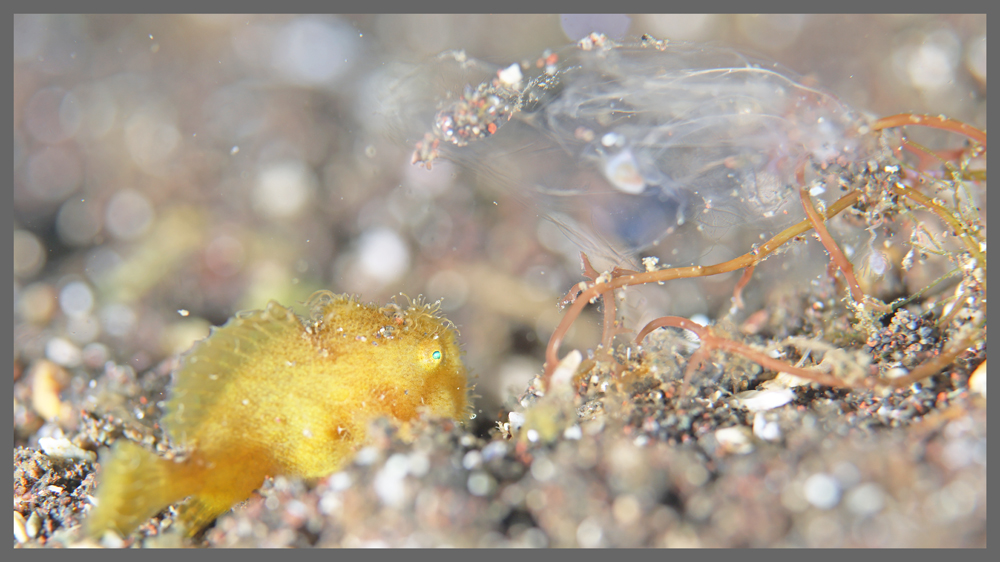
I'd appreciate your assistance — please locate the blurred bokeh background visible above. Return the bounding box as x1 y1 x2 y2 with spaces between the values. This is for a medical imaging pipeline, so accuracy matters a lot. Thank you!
13 14 987 433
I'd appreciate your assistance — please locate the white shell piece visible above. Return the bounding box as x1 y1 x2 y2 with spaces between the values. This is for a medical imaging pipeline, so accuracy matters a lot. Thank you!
603 150 646 194
735 387 795 411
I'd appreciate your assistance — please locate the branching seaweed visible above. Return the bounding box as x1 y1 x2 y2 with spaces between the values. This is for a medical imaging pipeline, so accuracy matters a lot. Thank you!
542 115 986 395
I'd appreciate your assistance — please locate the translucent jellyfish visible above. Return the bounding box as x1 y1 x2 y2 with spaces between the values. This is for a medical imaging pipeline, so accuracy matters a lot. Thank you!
391 34 887 270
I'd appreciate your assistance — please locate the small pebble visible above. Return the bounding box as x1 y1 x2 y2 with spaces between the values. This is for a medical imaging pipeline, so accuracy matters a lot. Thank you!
467 471 494 496
968 360 985 397
14 511 29 544
26 511 42 539
407 452 430 478
689 314 710 327
530 456 556 482
576 516 604 548
30 360 68 422
373 454 409 508
508 411 525 432
100 530 125 548
353 446 380 466
549 350 582 392
844 482 885 516
38 436 97 462
462 450 483 470
59 281 95 317
327 471 352 492
481 440 507 462
81 342 110 369
887 367 909 379
612 494 642 526
17 283 57 325
714 426 754 454
804 473 841 509
752 412 782 441
45 337 82 368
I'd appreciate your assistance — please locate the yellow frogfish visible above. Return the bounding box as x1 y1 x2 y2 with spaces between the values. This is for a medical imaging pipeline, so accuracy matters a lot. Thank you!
85 291 470 539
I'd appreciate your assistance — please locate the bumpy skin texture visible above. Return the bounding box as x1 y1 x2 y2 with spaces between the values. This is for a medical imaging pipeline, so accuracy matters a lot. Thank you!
86 292 470 538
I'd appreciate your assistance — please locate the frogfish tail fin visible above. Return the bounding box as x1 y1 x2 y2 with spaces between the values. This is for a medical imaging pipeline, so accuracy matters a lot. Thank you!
85 440 199 540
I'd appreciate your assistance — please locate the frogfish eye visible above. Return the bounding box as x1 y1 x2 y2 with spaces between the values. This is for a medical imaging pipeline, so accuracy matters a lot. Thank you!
431 350 442 361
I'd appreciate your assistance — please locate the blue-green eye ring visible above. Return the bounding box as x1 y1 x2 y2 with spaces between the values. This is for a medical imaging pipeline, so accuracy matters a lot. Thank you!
431 350 442 361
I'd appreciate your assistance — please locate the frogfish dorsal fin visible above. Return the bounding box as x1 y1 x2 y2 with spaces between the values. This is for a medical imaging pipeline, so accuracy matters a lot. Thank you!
162 301 303 444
